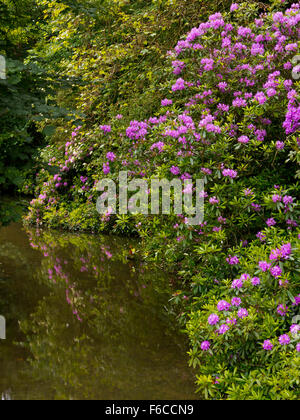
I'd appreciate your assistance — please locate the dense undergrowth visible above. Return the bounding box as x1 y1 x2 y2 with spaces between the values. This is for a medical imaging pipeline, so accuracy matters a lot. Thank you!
0 0 72 223
1 0 300 399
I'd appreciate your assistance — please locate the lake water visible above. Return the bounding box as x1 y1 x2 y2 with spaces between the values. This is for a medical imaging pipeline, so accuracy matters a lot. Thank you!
0 223 196 400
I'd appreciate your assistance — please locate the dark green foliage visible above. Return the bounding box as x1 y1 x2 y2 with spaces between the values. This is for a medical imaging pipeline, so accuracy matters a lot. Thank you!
0 0 71 214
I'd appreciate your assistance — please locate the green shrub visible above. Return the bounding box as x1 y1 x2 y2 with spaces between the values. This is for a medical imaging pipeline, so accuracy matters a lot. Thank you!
25 0 300 399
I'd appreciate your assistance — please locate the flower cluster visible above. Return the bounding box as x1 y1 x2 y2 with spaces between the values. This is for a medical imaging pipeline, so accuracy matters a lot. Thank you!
25 0 300 399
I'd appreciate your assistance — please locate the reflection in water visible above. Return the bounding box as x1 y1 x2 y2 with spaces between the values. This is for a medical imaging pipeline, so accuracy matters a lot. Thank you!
2 390 12 400
0 224 196 400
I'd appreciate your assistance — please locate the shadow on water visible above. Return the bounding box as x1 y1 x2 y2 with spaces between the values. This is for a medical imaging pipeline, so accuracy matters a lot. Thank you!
0 222 197 400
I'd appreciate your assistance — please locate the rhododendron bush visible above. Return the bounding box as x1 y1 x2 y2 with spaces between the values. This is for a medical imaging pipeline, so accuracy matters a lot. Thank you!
25 0 299 399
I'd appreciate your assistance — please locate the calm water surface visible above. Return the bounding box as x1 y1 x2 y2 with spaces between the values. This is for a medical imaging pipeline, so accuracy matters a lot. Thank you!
0 223 196 400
